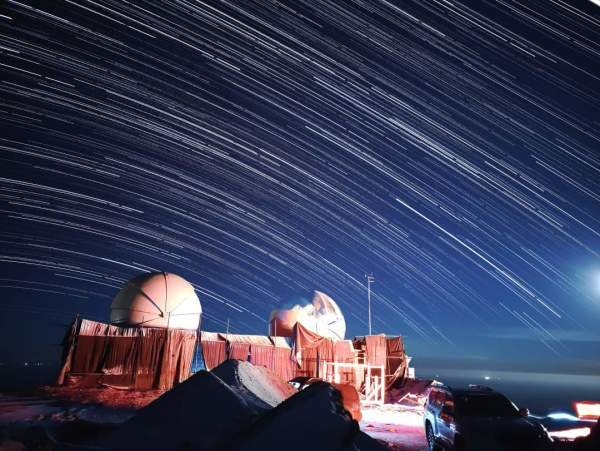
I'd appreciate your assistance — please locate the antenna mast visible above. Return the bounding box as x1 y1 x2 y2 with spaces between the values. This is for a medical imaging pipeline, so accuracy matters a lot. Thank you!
366 273 374 335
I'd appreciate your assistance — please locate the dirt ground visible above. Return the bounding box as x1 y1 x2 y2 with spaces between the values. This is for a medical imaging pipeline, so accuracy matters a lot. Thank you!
39 385 164 410
360 403 429 451
0 388 585 451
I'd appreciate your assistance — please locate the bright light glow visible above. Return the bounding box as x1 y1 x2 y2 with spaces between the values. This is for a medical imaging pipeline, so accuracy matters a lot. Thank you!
574 401 600 420
548 427 591 441
547 412 580 421
360 404 423 427
593 270 600 294
483 376 491 380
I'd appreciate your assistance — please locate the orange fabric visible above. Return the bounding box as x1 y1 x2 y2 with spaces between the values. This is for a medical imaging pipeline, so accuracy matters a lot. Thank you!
202 333 295 381
385 336 405 375
272 347 296 381
249 344 274 368
56 318 79 385
71 335 108 373
102 336 137 376
59 319 197 390
333 341 354 363
219 333 272 346
365 335 386 367
297 346 318 377
201 340 226 370
200 331 221 341
385 336 406 390
333 383 362 422
332 340 355 386
228 342 250 360
270 336 291 349
317 339 334 378
291 322 326 362
158 328 197 389
291 323 338 378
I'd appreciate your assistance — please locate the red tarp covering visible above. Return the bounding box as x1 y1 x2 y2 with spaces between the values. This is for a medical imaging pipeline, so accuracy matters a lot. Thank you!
228 342 251 361
365 335 387 367
200 333 295 381
71 335 108 373
291 323 337 378
198 327 407 391
352 334 407 392
333 341 354 363
56 318 78 385
249 344 274 368
272 347 296 381
297 346 318 378
291 322 326 362
385 336 405 375
333 340 356 385
385 336 406 390
159 328 198 389
59 319 197 390
201 340 227 370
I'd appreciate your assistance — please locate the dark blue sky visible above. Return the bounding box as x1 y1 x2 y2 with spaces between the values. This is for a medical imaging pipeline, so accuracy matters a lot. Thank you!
0 0 599 377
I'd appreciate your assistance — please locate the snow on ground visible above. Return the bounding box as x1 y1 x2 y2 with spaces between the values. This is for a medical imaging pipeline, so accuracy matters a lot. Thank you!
0 395 61 423
41 385 163 409
228 381 388 451
105 371 258 451
211 360 297 409
0 394 135 425
360 402 428 451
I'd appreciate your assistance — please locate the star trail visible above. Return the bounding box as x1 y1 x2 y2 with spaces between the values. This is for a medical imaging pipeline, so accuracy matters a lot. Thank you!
0 0 599 369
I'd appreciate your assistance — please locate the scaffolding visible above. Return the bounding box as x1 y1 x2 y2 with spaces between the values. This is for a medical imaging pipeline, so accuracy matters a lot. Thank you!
321 361 386 405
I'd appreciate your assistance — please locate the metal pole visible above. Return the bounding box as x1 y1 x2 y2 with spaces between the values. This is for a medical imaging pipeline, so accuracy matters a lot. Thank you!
368 277 371 336
366 274 374 336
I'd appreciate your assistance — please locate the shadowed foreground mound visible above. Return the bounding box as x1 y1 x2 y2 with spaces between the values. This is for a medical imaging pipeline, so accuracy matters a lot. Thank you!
104 360 387 451
211 359 297 411
225 381 387 451
104 371 257 451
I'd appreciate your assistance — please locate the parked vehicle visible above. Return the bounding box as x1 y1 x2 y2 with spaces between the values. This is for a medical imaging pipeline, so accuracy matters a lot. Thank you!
424 384 553 451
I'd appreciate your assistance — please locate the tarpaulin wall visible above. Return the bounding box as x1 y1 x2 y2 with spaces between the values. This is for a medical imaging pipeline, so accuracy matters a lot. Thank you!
200 332 296 381
352 334 407 391
200 327 406 391
57 318 197 390
291 323 336 379
385 336 406 389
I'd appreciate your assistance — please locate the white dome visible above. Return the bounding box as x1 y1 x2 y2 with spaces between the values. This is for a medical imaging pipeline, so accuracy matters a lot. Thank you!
110 272 201 330
270 290 346 340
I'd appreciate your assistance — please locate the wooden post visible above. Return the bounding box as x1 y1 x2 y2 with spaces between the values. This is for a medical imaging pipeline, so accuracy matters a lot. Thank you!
380 365 385 404
366 365 372 399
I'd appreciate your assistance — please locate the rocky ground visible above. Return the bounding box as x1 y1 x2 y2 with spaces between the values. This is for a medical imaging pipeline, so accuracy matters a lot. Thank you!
0 390 430 451
360 403 428 451
0 365 594 451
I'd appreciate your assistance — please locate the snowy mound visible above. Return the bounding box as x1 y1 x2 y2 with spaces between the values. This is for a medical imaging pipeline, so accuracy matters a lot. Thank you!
103 362 384 451
104 371 256 451
388 378 433 407
211 359 297 410
230 381 388 451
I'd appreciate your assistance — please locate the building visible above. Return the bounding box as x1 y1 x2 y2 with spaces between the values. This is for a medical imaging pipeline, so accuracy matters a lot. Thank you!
57 274 410 401
57 272 201 390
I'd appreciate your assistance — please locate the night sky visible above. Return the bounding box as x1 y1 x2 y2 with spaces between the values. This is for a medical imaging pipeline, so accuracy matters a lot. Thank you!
1 0 599 379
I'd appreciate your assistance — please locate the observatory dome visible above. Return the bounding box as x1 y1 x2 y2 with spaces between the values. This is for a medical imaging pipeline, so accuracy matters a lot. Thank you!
269 290 346 340
110 272 201 330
